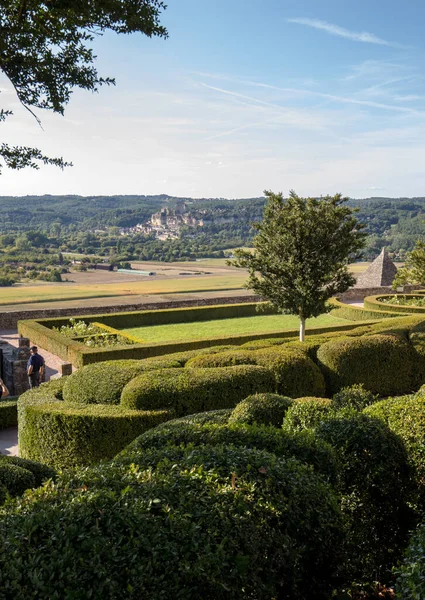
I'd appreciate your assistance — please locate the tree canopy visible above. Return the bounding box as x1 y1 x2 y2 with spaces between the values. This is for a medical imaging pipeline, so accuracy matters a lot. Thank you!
392 240 425 288
0 0 168 173
230 190 366 341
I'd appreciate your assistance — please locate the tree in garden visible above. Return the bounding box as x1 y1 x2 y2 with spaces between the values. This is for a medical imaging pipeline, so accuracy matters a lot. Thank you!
0 0 168 173
230 190 366 341
392 240 425 288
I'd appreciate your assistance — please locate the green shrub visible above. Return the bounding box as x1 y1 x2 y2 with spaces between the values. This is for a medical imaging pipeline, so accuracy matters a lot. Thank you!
240 338 286 350
0 445 344 600
229 393 293 427
0 463 35 498
19 381 174 469
63 358 182 405
0 456 55 487
0 398 18 429
120 420 339 485
254 347 326 397
365 394 425 506
185 350 257 368
282 398 333 432
316 413 413 583
317 334 416 395
120 365 275 415
395 521 425 600
163 409 232 426
332 384 379 411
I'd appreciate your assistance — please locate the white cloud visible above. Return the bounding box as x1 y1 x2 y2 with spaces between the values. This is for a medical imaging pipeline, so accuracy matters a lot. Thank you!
287 18 404 48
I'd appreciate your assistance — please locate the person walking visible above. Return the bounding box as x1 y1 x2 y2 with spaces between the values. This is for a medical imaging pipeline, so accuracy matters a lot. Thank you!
27 346 45 389
0 377 9 398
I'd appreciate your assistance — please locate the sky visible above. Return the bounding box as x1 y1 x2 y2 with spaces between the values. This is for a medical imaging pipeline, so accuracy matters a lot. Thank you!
1 0 425 199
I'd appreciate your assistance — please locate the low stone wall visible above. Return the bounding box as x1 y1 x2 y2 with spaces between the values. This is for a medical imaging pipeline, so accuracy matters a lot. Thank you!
0 295 261 330
0 337 30 396
339 285 422 302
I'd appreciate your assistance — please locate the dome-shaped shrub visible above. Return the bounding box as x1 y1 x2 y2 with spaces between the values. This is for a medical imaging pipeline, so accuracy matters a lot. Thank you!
332 384 378 411
254 347 326 397
282 398 332 432
185 350 257 369
316 413 413 582
0 463 35 499
229 393 293 427
0 445 344 600
63 357 182 405
317 334 416 395
120 420 339 484
120 365 275 415
365 394 425 506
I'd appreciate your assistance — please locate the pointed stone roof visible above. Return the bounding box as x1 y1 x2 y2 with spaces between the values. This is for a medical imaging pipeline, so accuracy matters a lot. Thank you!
354 248 398 288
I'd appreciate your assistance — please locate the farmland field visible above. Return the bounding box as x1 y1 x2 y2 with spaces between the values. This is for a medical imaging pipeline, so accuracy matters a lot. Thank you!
122 313 353 343
0 260 372 307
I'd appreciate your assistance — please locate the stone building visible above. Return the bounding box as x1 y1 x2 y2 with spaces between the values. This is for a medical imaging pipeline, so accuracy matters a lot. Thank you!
354 248 398 289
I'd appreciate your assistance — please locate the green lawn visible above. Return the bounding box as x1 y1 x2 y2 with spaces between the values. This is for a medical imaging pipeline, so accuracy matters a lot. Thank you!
122 313 353 343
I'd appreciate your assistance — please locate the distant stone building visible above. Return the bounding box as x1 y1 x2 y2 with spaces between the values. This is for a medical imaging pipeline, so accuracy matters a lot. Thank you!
354 248 398 288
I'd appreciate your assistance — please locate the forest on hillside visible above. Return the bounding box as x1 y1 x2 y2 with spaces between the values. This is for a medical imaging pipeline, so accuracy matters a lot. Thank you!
0 194 425 284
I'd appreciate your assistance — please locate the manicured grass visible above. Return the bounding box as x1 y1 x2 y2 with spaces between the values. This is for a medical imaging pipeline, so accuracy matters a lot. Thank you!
0 274 247 306
122 313 353 343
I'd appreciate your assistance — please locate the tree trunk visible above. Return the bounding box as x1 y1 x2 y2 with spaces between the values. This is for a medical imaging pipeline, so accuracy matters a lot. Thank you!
299 315 306 342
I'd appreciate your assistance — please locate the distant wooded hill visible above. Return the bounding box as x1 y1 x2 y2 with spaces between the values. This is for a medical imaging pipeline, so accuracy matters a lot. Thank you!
1 194 425 259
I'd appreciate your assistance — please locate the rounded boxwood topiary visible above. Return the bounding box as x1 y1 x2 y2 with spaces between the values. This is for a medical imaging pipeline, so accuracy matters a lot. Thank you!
254 347 326 397
317 334 416 395
365 394 425 506
162 409 232 427
120 420 339 484
282 398 333 433
332 384 379 412
63 357 183 405
185 350 257 369
315 413 414 583
229 393 293 427
120 365 275 415
0 445 344 600
0 456 55 488
0 463 35 498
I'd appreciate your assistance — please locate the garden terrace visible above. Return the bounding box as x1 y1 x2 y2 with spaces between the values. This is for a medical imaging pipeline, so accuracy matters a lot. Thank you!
18 301 379 367
17 313 425 469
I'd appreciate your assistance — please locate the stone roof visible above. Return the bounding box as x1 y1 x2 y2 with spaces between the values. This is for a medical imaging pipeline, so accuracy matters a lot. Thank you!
354 249 398 288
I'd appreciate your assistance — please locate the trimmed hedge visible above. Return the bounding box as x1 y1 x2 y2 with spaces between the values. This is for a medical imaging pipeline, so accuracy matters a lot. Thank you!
228 393 293 427
120 420 339 485
0 455 55 504
0 398 18 430
120 365 275 415
0 445 344 600
185 350 257 368
18 381 174 469
63 358 183 405
395 522 425 599
282 398 333 432
329 297 400 321
254 347 326 397
332 384 379 411
365 394 425 506
364 294 425 314
317 334 416 395
316 413 413 582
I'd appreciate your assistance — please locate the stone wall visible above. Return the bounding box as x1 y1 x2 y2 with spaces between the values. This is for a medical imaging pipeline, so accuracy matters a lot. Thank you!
339 285 423 302
0 337 30 396
0 295 261 329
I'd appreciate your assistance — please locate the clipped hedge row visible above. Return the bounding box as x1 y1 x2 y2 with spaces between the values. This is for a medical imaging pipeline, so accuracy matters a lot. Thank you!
18 380 174 468
364 294 425 314
121 365 275 414
0 398 18 430
329 297 401 321
0 454 55 504
317 334 416 395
